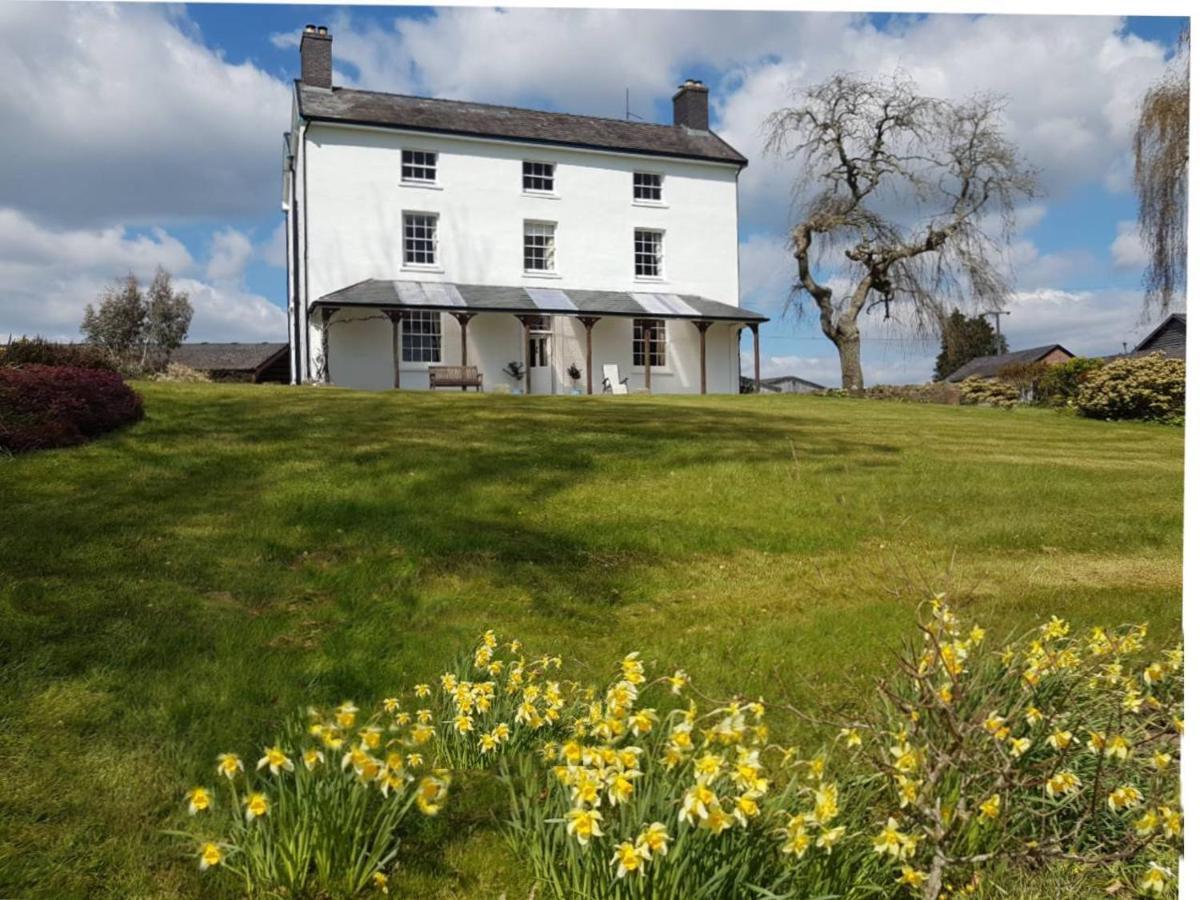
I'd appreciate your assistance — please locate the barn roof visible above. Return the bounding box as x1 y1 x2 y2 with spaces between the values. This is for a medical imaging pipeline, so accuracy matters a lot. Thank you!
171 342 289 372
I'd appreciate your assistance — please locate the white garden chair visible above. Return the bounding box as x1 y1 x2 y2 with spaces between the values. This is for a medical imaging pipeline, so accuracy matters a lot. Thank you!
601 364 628 395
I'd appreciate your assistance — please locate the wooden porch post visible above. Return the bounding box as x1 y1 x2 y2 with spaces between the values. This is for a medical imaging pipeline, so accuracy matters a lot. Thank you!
577 316 600 394
643 322 652 393
451 312 475 391
750 322 761 393
385 309 402 389
694 320 712 394
515 315 533 394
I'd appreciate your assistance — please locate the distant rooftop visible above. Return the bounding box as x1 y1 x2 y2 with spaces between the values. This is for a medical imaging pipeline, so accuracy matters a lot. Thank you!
945 344 1074 383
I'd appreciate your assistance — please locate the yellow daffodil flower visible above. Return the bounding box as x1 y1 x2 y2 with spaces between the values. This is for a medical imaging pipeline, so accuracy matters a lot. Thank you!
978 794 1001 820
636 822 670 856
1045 771 1082 799
565 807 603 845
216 753 243 780
186 787 211 815
257 746 294 776
1107 785 1143 813
611 840 651 877
198 842 222 871
244 792 269 822
1139 862 1171 895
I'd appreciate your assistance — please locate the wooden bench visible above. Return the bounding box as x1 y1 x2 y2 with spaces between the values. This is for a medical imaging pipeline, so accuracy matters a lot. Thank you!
428 365 483 391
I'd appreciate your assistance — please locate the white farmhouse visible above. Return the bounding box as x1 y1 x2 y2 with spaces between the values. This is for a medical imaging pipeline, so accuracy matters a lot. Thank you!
282 25 767 394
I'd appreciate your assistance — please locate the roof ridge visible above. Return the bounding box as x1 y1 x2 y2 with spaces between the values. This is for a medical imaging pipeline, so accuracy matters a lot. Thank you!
327 83 686 134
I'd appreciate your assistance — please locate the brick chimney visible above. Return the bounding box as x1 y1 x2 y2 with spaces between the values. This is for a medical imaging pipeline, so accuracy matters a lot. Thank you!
672 79 709 131
300 24 332 90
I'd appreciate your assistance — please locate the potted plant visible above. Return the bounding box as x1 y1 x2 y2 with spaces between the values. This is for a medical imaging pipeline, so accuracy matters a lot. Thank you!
567 363 583 395
503 361 525 394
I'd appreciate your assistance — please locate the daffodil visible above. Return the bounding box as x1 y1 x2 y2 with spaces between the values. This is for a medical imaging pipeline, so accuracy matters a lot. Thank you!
1107 785 1143 813
565 807 603 845
414 683 431 698
302 748 324 771
198 841 222 871
812 782 839 824
372 871 389 893
244 791 269 822
1045 770 1082 799
1134 809 1159 836
970 793 1000 821
216 753 243 779
1009 737 1031 758
1047 730 1074 751
781 829 811 857
335 701 359 729
1139 862 1171 895
897 866 928 889
816 825 846 852
1159 806 1181 838
416 773 449 815
610 840 651 877
257 746 294 776
837 727 862 748
636 822 670 856
186 787 212 815
873 817 918 860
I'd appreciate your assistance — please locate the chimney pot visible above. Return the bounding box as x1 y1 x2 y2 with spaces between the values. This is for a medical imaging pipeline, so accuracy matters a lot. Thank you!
300 25 333 90
672 79 709 130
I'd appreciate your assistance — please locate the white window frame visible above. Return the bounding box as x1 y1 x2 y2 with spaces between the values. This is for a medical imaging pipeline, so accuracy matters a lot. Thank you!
632 318 667 368
523 220 558 274
634 228 664 280
522 160 556 195
402 212 440 269
400 310 442 364
401 149 438 185
633 171 664 204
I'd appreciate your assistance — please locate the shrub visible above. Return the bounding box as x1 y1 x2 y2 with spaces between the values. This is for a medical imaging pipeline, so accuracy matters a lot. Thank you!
1036 357 1106 407
1075 354 1185 423
0 336 116 371
822 383 962 404
959 377 1019 408
0 365 143 453
152 363 212 383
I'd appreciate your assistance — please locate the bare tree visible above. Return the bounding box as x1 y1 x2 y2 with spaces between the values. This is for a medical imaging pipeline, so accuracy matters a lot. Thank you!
1134 28 1189 313
765 73 1037 389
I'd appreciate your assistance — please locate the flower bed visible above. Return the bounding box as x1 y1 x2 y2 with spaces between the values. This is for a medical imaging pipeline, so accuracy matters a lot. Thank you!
174 607 1181 897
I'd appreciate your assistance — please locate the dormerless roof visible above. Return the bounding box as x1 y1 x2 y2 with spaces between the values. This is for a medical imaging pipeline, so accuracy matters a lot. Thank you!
297 83 747 167
945 344 1074 383
312 280 767 323
171 342 289 371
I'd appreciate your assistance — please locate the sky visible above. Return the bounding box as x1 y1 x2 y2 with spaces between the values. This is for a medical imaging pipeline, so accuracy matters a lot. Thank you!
0 3 1188 386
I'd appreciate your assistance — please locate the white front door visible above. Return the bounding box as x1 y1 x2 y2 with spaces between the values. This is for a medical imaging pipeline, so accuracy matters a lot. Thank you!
528 326 553 394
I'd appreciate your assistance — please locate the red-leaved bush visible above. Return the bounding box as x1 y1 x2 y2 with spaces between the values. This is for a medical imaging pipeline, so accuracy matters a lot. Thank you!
0 365 144 454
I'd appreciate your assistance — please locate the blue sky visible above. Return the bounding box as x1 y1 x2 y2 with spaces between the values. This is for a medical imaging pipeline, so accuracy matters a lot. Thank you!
0 4 1187 384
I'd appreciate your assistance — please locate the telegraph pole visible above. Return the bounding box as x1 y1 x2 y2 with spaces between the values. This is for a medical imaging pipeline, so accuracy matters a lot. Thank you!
985 310 1011 355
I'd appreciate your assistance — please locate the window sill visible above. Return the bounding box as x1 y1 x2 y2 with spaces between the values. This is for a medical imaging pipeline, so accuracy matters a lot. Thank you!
399 181 443 191
633 200 668 209
522 271 562 280
401 264 444 274
399 362 443 371
633 275 667 283
522 191 560 200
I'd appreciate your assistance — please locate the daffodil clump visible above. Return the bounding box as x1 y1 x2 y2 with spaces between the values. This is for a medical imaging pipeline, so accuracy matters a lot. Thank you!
497 650 891 898
432 629 577 769
171 696 450 897
834 598 1183 899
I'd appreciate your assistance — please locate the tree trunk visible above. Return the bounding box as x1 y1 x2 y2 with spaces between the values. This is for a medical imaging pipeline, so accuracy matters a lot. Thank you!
832 322 864 390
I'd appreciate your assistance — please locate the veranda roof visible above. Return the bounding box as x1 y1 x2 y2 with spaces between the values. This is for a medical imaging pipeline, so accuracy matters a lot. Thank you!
311 279 768 324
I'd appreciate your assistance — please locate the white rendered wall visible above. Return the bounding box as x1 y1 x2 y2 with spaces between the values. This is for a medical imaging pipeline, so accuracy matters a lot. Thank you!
323 310 742 394
301 121 744 393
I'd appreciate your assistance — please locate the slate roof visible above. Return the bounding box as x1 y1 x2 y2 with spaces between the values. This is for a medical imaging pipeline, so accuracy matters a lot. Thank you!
312 280 767 323
1133 312 1186 356
297 83 748 167
945 344 1074 382
171 342 289 371
762 375 827 391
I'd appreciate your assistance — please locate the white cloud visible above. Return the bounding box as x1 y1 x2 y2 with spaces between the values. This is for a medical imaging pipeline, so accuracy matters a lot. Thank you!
0 2 290 227
1110 219 1149 269
0 208 283 343
206 228 256 283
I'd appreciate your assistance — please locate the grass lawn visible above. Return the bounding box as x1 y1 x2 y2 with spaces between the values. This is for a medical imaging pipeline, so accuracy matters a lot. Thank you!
0 383 1183 898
